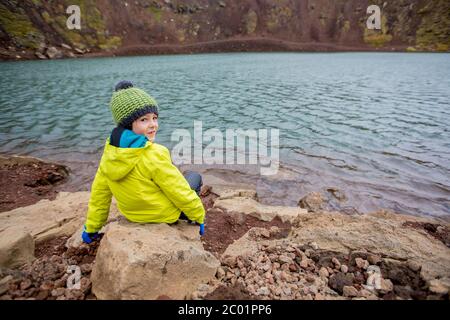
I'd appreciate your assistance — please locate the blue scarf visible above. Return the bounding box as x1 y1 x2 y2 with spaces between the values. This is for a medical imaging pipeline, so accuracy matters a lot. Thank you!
110 127 147 148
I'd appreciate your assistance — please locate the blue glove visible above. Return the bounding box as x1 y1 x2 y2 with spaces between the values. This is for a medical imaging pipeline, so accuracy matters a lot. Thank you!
82 226 100 244
199 223 205 236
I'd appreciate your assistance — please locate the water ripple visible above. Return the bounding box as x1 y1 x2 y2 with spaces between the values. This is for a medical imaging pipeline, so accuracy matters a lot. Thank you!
0 52 449 218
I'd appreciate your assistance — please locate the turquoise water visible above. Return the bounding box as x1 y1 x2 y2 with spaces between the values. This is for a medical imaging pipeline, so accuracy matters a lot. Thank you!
0 52 449 218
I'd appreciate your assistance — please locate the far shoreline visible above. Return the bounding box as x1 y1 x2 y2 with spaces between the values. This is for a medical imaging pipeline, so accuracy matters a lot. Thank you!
1 37 446 62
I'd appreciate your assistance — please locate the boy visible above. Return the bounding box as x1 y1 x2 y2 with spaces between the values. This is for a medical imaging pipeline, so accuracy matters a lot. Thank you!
82 81 205 243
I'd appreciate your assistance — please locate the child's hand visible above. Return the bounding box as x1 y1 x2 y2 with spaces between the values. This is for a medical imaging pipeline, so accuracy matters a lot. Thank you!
82 225 100 244
199 223 205 236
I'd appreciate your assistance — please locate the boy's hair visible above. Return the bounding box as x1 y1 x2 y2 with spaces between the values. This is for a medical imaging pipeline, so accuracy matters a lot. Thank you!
110 80 159 128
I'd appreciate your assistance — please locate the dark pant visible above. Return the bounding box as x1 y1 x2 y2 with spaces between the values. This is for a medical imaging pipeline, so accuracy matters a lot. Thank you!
178 171 203 222
184 170 203 195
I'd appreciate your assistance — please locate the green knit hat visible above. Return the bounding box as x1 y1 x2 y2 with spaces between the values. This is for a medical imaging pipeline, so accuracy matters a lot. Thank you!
110 80 158 128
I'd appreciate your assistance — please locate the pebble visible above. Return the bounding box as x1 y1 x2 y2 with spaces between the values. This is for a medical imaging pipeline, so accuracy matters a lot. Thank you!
79 277 91 294
355 258 369 270
35 290 49 300
306 274 316 283
332 257 341 268
300 259 309 269
247 284 256 295
286 246 296 252
281 263 290 271
289 264 298 272
329 272 354 294
340 265 348 273
343 285 359 297
51 287 65 297
378 279 394 294
358 288 374 298
319 267 329 278
39 281 54 291
283 287 292 296
20 279 32 291
223 256 237 268
274 287 282 296
256 287 270 296
216 267 225 279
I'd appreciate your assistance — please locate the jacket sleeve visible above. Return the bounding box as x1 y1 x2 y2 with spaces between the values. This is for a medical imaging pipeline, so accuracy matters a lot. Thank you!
152 147 205 224
85 168 112 233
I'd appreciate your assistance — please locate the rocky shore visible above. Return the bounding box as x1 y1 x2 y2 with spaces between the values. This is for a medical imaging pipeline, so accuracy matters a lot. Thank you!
1 37 422 62
0 156 449 300
0 155 69 213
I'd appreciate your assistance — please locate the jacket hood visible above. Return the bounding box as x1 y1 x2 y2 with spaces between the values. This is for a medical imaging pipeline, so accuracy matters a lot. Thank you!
100 138 150 181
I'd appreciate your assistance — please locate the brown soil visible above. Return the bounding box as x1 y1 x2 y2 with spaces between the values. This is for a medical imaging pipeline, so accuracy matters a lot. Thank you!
34 236 68 260
201 208 291 257
402 221 450 248
0 157 69 213
199 185 291 257
103 38 410 58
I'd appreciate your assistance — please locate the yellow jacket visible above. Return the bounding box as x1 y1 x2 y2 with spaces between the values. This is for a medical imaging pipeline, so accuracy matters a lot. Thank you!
85 139 205 233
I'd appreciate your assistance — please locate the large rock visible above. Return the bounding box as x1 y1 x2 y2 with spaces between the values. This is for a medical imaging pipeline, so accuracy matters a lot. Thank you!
214 189 307 223
45 46 63 59
221 206 450 282
34 52 47 60
0 227 35 268
290 210 450 280
91 218 220 300
0 191 120 243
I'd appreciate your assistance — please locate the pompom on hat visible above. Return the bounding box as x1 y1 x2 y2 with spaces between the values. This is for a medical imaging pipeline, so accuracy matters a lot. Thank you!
110 80 158 128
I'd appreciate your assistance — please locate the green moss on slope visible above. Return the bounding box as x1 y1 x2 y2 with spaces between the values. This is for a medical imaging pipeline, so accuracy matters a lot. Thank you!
416 0 450 51
0 3 45 49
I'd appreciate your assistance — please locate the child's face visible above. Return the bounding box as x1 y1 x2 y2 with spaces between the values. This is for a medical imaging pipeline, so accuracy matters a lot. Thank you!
132 113 158 142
